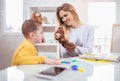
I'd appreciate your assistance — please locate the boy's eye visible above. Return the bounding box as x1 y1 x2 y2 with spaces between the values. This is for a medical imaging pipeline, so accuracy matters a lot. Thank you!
41 32 43 34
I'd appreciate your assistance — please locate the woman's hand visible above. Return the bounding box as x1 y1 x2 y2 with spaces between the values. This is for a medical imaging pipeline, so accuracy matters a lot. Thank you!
58 37 76 53
55 27 76 53
55 27 64 40
63 42 76 53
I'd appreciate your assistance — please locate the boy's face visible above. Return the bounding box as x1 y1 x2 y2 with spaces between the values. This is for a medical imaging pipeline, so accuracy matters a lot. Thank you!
34 26 43 43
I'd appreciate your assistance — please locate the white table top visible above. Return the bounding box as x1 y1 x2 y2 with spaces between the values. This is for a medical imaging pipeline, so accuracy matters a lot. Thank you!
0 57 120 81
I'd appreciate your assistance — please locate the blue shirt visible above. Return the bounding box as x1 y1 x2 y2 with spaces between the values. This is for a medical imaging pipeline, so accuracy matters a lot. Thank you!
60 25 94 58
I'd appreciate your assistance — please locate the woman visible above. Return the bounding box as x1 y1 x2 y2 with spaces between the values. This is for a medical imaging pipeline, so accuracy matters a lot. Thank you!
55 3 94 58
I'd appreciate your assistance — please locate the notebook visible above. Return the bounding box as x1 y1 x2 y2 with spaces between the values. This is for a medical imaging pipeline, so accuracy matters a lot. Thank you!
79 54 120 62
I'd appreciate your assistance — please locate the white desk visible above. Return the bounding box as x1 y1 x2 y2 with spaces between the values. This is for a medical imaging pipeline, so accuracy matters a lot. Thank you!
0 57 120 81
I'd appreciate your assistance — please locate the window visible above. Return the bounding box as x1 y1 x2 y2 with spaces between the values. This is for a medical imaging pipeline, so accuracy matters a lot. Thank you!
5 0 23 32
88 2 116 53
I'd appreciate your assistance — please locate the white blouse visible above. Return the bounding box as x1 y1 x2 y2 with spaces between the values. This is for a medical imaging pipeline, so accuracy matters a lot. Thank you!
60 25 94 58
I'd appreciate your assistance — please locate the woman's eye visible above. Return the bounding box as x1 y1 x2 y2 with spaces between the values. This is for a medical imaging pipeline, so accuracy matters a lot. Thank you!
64 14 67 17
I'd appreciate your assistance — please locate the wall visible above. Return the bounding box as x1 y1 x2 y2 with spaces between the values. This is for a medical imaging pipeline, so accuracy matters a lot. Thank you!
0 34 24 70
116 0 120 23
23 0 120 24
23 0 88 23
88 0 120 24
0 0 5 33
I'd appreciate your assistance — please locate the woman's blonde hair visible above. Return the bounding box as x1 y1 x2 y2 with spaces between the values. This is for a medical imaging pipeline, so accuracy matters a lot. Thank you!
56 3 82 38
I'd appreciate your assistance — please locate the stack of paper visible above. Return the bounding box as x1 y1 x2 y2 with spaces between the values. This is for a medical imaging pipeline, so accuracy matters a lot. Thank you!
79 54 120 62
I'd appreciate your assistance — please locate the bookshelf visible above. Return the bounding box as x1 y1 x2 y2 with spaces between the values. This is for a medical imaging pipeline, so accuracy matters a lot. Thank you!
29 6 60 58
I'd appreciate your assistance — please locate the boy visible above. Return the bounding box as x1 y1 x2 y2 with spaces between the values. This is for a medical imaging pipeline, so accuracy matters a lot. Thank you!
12 12 60 66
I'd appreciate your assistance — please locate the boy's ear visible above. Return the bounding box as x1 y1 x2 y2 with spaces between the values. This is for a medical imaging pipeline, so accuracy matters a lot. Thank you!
29 32 35 38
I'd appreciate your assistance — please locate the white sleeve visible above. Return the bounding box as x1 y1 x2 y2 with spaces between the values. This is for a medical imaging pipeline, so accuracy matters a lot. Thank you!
73 26 94 55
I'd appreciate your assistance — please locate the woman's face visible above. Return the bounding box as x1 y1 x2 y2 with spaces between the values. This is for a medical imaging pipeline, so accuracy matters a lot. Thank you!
59 10 74 26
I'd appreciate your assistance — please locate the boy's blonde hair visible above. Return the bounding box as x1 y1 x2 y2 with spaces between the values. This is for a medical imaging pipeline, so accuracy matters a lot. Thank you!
22 12 43 38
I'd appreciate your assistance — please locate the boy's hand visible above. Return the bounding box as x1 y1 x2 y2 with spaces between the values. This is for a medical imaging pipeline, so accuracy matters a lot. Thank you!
45 58 61 65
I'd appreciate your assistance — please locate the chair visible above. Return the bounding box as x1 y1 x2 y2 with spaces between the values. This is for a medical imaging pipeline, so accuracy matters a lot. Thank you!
111 24 120 53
